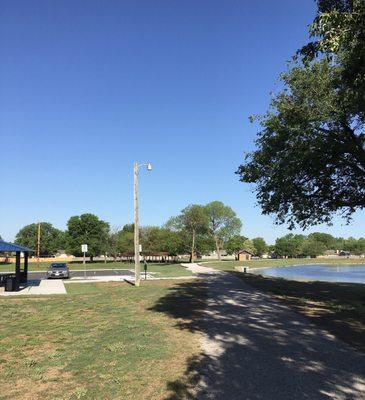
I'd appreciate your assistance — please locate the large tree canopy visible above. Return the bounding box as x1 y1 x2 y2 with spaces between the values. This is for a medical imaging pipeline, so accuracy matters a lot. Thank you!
141 226 184 255
204 201 242 261
252 237 268 257
166 204 209 262
15 222 65 255
237 0 365 228
66 213 109 258
274 234 306 258
299 0 365 111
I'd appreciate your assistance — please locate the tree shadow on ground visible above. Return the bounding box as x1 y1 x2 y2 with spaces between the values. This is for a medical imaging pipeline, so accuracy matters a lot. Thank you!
150 274 365 400
237 272 365 352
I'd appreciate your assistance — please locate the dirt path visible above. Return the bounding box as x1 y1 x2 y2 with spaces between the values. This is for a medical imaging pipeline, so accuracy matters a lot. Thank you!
185 264 365 400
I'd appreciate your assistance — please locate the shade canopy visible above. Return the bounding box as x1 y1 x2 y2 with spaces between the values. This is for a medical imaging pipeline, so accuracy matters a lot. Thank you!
0 240 33 253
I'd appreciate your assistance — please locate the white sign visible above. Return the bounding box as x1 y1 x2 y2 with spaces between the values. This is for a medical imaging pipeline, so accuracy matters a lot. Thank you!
139 244 142 253
81 244 88 253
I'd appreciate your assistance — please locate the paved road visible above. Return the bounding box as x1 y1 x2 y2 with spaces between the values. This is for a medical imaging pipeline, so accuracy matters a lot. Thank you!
184 264 365 400
26 269 134 280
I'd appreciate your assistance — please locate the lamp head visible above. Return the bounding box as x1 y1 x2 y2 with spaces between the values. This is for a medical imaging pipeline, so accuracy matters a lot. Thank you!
147 163 152 171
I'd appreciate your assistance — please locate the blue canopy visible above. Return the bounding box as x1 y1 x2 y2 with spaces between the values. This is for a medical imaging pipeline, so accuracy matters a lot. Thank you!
0 240 33 253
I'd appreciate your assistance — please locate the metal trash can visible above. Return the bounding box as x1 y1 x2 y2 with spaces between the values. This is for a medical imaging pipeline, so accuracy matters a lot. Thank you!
5 277 14 291
5 277 18 292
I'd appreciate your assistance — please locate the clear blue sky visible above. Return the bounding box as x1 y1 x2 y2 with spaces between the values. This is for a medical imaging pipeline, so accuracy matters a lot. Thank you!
1 0 364 243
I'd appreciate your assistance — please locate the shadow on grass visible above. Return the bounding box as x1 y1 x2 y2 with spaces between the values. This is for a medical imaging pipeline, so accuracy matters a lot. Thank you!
238 272 365 352
150 274 365 400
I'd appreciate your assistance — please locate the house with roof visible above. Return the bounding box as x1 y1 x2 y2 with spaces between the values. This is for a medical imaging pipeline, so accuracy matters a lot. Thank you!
236 249 254 261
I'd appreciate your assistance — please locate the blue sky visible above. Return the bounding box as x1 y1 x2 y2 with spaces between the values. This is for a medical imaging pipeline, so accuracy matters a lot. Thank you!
1 0 363 244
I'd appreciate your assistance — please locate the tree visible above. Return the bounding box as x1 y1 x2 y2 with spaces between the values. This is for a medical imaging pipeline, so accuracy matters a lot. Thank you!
116 230 134 254
307 232 336 250
237 0 365 229
112 224 135 255
299 0 365 111
141 226 184 255
343 237 365 255
66 214 109 260
225 235 248 255
241 238 255 255
15 222 64 255
106 226 122 259
204 201 242 261
195 234 216 256
166 205 208 262
301 238 326 258
252 237 268 257
356 238 365 255
274 234 306 258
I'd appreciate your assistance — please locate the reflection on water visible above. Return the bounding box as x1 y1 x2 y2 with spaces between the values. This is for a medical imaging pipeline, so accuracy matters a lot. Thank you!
252 264 365 284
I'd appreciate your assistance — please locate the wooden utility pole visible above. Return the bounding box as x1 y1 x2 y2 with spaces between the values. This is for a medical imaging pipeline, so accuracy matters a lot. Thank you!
134 162 141 287
37 222 41 269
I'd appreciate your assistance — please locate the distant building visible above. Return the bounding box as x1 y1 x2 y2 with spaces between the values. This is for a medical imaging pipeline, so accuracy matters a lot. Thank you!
236 250 254 261
202 250 235 260
55 250 69 258
324 249 339 256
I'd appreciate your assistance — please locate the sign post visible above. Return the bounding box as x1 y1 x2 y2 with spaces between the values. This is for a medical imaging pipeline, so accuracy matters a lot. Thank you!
81 244 88 279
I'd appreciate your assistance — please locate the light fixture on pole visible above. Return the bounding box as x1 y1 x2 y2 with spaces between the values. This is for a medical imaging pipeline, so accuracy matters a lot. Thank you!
134 161 152 287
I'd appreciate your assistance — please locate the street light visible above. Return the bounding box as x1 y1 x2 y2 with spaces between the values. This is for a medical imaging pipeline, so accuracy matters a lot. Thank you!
134 161 152 286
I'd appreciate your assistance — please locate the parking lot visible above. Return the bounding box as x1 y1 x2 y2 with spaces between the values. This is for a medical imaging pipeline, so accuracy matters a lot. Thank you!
27 268 135 280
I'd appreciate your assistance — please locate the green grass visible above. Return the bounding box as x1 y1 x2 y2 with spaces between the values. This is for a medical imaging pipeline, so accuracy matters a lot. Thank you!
0 261 135 272
0 280 200 400
236 272 365 352
146 263 193 277
0 261 193 277
203 257 365 271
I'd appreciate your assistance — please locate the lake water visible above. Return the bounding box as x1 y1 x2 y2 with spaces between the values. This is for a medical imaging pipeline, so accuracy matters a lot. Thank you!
251 264 365 284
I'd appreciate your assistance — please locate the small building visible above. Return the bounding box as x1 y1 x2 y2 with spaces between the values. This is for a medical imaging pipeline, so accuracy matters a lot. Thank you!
324 249 339 256
236 250 254 261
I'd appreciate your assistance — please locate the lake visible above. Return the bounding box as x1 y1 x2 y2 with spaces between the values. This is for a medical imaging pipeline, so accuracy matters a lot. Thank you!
251 264 365 284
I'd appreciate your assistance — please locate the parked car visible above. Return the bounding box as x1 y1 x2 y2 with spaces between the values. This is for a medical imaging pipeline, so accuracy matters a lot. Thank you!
47 263 70 279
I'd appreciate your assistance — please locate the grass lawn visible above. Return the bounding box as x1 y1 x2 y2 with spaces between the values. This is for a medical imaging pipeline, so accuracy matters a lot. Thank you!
0 280 201 400
0 261 136 272
236 272 365 352
203 257 365 271
145 263 193 278
0 262 192 278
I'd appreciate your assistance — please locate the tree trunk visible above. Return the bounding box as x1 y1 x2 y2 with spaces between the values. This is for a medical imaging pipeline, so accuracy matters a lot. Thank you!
214 236 221 261
191 230 196 263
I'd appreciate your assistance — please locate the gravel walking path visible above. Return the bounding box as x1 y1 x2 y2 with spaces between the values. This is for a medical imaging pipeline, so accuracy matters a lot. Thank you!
185 263 365 400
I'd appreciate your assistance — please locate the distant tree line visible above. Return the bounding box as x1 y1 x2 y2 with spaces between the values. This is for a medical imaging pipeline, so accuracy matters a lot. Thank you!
11 204 365 260
12 202 242 262
273 233 365 258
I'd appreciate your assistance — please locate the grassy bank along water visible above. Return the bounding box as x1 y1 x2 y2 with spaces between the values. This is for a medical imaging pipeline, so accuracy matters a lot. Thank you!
236 272 365 353
203 257 365 271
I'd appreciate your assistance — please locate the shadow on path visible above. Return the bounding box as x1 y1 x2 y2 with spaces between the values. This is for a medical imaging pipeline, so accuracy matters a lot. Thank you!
150 273 365 400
